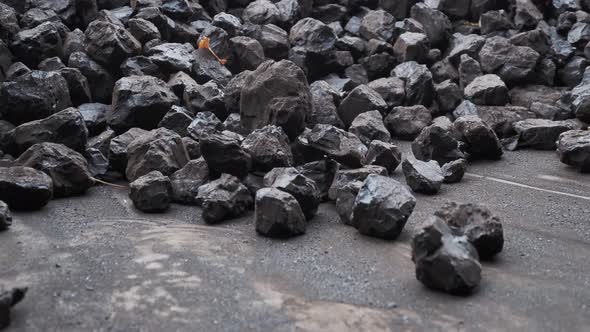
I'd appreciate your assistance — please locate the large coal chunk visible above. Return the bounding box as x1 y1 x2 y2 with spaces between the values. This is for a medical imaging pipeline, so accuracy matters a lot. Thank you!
363 140 402 173
453 116 503 160
296 159 339 201
308 80 344 128
255 188 306 238
557 130 590 172
129 170 172 213
289 17 336 54
412 216 482 295
108 128 148 173
84 20 141 66
11 22 64 67
411 3 452 48
15 143 94 197
263 167 320 220
0 200 12 231
126 128 189 182
435 201 504 260
0 286 27 329
187 112 223 140
184 81 226 120
240 60 312 140
385 105 432 140
513 119 583 150
367 77 405 108
478 36 540 85
170 158 209 205
464 74 509 106
328 165 388 201
567 67 590 123
349 110 390 146
241 125 293 171
146 42 194 74
200 130 252 178
109 75 179 133
12 108 88 154
0 70 71 125
58 67 92 106
351 174 416 240
229 36 265 72
412 123 465 165
392 61 435 107
0 3 19 42
337 85 387 128
68 51 114 104
196 173 253 224
402 157 444 195
359 9 395 42
0 166 53 210
306 124 367 168
158 105 194 137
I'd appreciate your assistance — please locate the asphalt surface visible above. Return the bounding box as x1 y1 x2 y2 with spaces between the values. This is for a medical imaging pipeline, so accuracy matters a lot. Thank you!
1 145 590 332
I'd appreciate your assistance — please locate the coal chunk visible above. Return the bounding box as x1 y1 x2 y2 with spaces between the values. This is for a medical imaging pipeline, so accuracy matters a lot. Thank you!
241 60 311 140
126 128 189 181
453 116 503 160
556 130 590 172
464 74 509 106
0 166 53 210
11 22 64 67
255 188 306 238
367 77 405 108
363 140 402 173
184 82 226 120
296 159 339 201
15 143 94 197
412 216 482 295
392 61 435 107
442 159 467 184
263 167 320 220
412 123 465 165
129 171 172 213
241 125 293 171
513 119 583 150
308 80 344 128
109 75 179 133
200 130 252 178
306 124 367 168
108 128 148 173
402 157 444 195
170 158 209 205
435 201 504 260
12 108 88 154
158 105 194 138
196 173 253 224
68 51 114 103
84 20 141 66
385 105 432 140
337 85 387 127
351 174 417 239
478 36 540 85
349 110 390 146
0 70 71 125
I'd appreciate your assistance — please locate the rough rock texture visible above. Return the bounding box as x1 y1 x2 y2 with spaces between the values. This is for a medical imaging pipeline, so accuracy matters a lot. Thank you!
557 130 590 172
129 171 172 213
412 216 482 295
442 159 467 184
464 74 509 106
453 116 503 160
126 128 189 182
385 105 432 140
0 286 27 329
170 158 209 205
255 188 306 238
351 174 416 240
363 140 403 173
196 173 253 224
109 128 148 173
15 143 94 197
402 157 444 195
435 202 504 260
241 125 293 171
338 85 387 127
306 124 367 168
240 60 311 140
412 123 465 165
0 167 53 210
263 167 320 220
513 119 582 150
200 130 252 178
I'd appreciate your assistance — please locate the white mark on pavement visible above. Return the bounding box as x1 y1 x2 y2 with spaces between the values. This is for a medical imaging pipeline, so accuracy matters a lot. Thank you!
466 173 590 201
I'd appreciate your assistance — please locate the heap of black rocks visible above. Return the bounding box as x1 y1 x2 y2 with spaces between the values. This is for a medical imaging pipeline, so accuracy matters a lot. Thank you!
0 0 589 300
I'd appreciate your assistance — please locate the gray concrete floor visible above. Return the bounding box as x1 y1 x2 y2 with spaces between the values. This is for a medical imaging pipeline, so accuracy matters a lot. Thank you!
1 146 590 332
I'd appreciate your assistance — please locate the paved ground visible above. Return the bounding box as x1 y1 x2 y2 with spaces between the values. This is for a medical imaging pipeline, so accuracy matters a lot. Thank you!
1 146 590 332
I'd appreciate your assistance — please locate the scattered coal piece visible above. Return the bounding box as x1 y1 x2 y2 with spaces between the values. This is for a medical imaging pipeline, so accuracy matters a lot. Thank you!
412 216 482 295
402 156 444 195
0 166 53 210
241 125 294 171
200 130 252 178
305 124 368 168
453 115 503 160
363 140 402 173
196 173 253 224
442 159 467 184
513 119 584 150
255 188 306 238
170 158 209 205
263 167 321 220
351 174 416 239
385 105 432 140
557 130 590 172
129 171 172 213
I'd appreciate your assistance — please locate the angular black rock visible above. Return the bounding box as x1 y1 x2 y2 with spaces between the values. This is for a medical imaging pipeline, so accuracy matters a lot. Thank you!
348 110 391 146
308 80 344 129
241 125 293 171
402 157 444 195
351 174 417 240
200 130 252 178
109 75 179 133
0 70 71 125
412 216 482 295
129 171 172 213
15 143 94 197
385 105 432 140
12 108 88 154
363 140 402 173
0 200 12 231
392 61 435 107
229 36 265 72
296 159 339 201
556 130 590 172
335 180 362 226
453 115 503 160
464 74 509 106
146 42 195 74
158 105 194 138
513 119 583 150
442 159 467 184
306 124 367 168
255 188 306 238
192 48 232 86
170 158 209 205
435 201 504 260
84 20 141 66
478 36 540 85
241 60 311 140
367 77 405 108
108 128 148 173
0 166 53 210
11 22 65 67
196 173 253 224
68 51 115 103
263 167 321 220
126 128 189 182
337 84 387 127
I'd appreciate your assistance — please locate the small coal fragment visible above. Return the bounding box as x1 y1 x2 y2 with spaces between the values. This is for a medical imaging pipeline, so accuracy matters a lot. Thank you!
306 124 367 168
129 171 172 213
351 174 416 240
158 106 194 138
296 159 339 201
349 110 391 146
337 84 387 127
255 188 306 238
108 128 148 174
556 130 590 172
464 74 508 106
196 173 253 224
442 159 467 184
402 157 444 195
200 130 252 178
412 216 482 295
263 167 320 220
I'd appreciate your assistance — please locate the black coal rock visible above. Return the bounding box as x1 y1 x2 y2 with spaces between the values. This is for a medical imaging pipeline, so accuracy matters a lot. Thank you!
453 115 503 160
170 158 209 205
129 170 172 213
263 167 321 220
200 130 252 178
385 105 432 140
241 125 293 171
196 173 253 224
402 156 444 195
84 20 141 66
255 188 306 238
556 130 590 172
0 200 12 231
337 84 387 127
442 159 467 184
0 286 27 329
306 124 368 168
363 140 402 173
